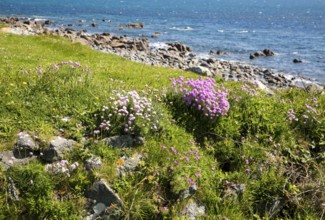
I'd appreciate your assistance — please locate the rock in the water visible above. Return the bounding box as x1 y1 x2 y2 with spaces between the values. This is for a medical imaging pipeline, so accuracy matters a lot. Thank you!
117 153 142 177
209 50 227 55
90 23 97 27
293 58 303 63
263 48 275 56
250 51 265 59
250 49 274 59
86 180 123 207
167 42 191 53
186 66 213 77
249 53 256 59
151 32 160 38
126 22 144 29
85 155 103 171
44 20 54 25
180 201 205 220
14 132 38 158
41 136 75 162
102 135 144 148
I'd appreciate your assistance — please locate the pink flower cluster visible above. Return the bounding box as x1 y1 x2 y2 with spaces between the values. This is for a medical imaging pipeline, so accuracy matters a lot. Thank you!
26 61 90 76
46 160 79 177
95 90 159 135
170 76 230 119
287 98 320 124
241 83 258 96
161 145 202 186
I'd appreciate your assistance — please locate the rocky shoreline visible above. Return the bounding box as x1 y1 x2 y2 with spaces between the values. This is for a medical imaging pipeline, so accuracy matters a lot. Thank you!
1 16 323 91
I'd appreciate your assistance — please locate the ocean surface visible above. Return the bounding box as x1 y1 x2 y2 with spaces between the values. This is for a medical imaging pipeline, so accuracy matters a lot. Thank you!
1 0 324 82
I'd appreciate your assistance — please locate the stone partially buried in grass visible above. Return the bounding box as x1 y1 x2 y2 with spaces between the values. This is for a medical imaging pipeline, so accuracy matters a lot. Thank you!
101 135 145 148
116 153 142 177
13 132 39 158
41 136 76 162
0 150 37 171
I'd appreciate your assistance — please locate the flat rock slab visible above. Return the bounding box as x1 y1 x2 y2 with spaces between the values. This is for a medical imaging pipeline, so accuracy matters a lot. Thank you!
102 135 145 148
0 151 37 170
180 201 205 220
85 155 103 171
41 136 75 162
86 180 123 208
117 153 142 177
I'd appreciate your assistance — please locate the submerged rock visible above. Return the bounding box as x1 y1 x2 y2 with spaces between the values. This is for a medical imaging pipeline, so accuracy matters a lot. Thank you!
151 32 161 38
293 58 303 63
250 48 275 59
209 49 228 55
263 48 275 56
127 22 144 28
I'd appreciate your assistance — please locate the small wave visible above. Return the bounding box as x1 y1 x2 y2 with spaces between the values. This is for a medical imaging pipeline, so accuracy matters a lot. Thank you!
236 30 249 34
149 42 169 49
217 29 224 33
196 52 210 59
170 26 193 31
33 16 48 21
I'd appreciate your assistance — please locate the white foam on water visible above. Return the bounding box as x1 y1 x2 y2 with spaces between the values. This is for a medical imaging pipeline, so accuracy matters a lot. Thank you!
149 42 169 49
236 30 249 33
170 26 193 31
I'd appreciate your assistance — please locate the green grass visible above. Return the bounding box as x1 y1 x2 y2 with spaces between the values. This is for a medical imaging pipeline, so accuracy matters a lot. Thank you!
0 31 324 219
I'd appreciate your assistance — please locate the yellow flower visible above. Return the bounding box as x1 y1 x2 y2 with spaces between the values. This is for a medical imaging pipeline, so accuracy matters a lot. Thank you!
22 82 27 85
116 158 124 166
10 83 15 87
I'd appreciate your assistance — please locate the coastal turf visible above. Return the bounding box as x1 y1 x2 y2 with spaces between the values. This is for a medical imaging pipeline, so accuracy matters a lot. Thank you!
0 31 324 219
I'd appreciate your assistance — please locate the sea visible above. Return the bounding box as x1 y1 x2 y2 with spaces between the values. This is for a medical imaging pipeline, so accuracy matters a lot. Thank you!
0 0 324 82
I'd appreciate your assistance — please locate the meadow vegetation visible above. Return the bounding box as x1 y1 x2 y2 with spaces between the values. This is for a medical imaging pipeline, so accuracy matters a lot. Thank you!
0 30 324 219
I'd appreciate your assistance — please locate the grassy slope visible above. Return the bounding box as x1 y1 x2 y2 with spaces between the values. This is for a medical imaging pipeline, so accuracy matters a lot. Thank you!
0 31 324 219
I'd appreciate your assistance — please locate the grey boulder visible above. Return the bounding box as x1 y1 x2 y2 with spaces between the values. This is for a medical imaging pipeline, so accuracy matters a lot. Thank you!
41 136 75 162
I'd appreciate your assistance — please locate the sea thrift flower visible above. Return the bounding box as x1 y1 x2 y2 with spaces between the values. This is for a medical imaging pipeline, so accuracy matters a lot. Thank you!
188 178 196 185
170 77 230 118
288 109 298 121
161 145 167 149
95 90 159 135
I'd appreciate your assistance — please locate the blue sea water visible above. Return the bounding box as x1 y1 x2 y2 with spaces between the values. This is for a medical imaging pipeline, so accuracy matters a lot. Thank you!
1 0 324 82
